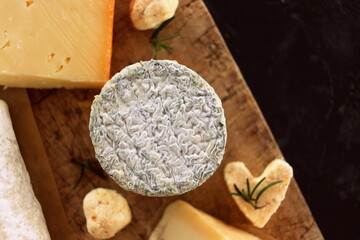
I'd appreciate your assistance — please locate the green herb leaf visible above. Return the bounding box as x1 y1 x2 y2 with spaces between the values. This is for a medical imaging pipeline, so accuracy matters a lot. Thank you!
149 17 180 59
234 183 243 196
246 178 251 196
250 177 266 199
155 32 181 42
72 166 85 190
150 16 175 40
158 43 174 50
229 177 282 210
228 192 243 197
255 180 282 204
70 158 107 190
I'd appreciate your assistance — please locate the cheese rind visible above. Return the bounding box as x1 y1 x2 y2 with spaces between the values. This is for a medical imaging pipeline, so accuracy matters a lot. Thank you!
0 0 115 88
149 200 261 240
89 60 227 196
0 100 50 240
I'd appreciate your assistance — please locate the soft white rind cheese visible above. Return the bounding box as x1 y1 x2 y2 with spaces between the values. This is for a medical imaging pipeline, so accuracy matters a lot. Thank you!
89 60 227 196
0 100 50 240
224 159 293 228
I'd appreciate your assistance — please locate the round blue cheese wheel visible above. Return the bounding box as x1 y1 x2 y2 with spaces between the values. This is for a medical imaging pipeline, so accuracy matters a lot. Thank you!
89 60 227 196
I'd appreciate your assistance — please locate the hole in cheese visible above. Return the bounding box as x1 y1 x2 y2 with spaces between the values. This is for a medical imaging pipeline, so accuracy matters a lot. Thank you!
55 65 64 73
26 0 34 7
0 40 10 50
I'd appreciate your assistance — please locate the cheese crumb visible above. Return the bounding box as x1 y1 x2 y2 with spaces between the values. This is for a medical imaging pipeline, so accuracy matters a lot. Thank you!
83 188 132 239
130 0 179 30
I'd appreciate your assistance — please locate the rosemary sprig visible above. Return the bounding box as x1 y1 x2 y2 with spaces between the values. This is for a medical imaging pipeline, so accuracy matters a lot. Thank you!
150 16 180 59
70 158 107 190
229 177 282 210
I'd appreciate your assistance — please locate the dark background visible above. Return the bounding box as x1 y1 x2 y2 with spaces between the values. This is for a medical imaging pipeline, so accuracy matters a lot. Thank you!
203 0 360 239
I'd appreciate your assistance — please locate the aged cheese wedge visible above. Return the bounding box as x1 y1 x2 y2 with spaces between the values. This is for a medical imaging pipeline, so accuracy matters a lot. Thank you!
0 0 115 88
89 60 227 196
224 159 293 228
149 200 261 240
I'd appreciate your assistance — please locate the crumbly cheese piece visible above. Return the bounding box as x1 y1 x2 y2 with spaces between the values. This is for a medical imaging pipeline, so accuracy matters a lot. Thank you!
130 0 179 30
83 188 132 239
149 200 261 240
0 100 50 240
0 0 115 88
224 159 293 228
89 60 227 196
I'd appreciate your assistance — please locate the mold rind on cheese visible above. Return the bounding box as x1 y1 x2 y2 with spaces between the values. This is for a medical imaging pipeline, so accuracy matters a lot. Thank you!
89 60 227 196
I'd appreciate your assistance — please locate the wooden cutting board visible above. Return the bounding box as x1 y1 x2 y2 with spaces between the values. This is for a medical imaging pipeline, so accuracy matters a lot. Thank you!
0 0 324 239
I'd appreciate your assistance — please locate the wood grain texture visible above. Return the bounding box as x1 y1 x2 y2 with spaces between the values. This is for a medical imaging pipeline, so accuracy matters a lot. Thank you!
22 0 323 239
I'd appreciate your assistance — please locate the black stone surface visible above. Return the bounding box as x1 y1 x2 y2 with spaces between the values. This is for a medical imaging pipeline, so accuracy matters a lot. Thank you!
203 0 360 239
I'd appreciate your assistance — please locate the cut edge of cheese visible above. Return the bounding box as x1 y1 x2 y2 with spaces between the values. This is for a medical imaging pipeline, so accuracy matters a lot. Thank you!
103 0 116 81
149 200 261 240
0 72 107 89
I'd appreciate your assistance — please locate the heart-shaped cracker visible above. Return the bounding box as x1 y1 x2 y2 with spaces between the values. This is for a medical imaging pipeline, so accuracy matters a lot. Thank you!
224 159 293 228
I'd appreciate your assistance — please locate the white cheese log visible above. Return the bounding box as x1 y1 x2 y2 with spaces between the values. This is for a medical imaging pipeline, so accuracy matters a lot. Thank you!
0 100 51 240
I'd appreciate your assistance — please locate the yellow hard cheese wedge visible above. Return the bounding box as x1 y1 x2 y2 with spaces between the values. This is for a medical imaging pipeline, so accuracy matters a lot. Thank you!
149 200 261 240
0 0 115 88
224 159 293 228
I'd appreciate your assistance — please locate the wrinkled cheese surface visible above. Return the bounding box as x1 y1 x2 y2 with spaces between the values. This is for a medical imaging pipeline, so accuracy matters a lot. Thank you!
149 200 261 240
90 60 226 196
0 0 114 88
